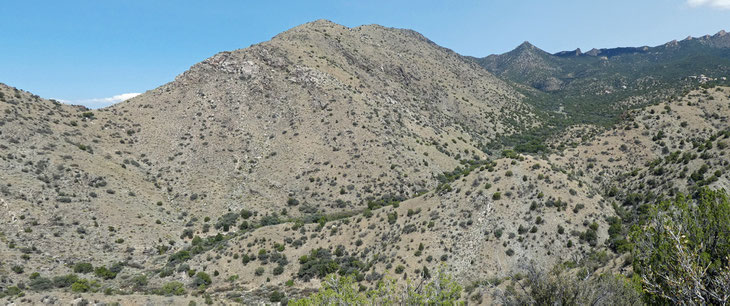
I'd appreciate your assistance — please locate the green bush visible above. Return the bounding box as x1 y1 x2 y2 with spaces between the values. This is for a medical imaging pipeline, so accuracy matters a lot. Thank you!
297 249 339 281
387 212 398 224
498 263 641 305
494 228 504 239
159 281 186 296
631 188 730 304
394 265 405 274
215 212 239 231
270 290 286 302
287 197 300 206
168 250 191 265
290 269 461 305
129 274 148 291
52 274 79 288
11 265 24 274
71 279 95 293
94 266 117 280
241 209 253 219
29 277 53 291
73 262 94 274
193 272 212 288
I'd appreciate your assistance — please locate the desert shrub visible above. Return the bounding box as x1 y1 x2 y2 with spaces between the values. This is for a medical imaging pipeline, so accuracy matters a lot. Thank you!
159 281 186 296
193 272 212 288
290 269 461 305
573 204 585 213
11 265 24 274
394 265 405 274
580 228 598 246
94 266 118 280
260 214 281 226
387 212 398 224
215 212 239 231
52 274 79 288
29 277 53 291
287 197 300 206
497 263 641 305
270 290 286 302
298 249 338 280
71 279 97 293
128 274 148 291
495 228 504 239
273 265 285 275
168 250 191 265
631 188 730 304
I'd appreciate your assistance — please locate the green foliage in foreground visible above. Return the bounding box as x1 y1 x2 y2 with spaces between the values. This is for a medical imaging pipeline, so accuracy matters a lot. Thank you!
631 187 730 304
290 269 462 305
498 263 642 305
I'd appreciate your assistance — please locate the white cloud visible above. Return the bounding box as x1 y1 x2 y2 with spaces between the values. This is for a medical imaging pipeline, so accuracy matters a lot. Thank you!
58 92 141 108
687 0 730 9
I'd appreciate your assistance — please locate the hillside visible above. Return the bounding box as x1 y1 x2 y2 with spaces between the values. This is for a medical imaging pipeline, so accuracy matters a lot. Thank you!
1 20 730 305
0 79 612 302
104 20 537 219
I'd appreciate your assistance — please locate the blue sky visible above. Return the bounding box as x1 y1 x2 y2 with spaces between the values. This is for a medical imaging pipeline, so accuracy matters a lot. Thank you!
1 0 729 108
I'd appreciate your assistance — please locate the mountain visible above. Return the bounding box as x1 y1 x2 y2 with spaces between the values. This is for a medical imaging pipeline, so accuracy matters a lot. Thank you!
476 30 730 152
1 21 729 304
479 41 566 92
103 20 539 219
0 20 539 303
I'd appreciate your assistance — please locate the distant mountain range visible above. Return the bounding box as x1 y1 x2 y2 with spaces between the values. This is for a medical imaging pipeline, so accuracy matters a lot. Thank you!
472 30 730 152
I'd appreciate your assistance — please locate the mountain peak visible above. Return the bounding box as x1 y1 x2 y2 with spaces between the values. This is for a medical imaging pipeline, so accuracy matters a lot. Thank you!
517 41 536 49
554 48 582 57
301 19 341 28
585 48 601 56
509 41 552 56
273 19 349 39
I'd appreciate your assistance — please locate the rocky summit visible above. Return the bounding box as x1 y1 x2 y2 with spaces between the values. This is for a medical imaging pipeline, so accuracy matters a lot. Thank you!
1 20 730 305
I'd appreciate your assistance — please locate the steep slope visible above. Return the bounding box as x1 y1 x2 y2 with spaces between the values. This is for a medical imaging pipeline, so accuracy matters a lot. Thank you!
103 20 537 219
0 84 180 289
